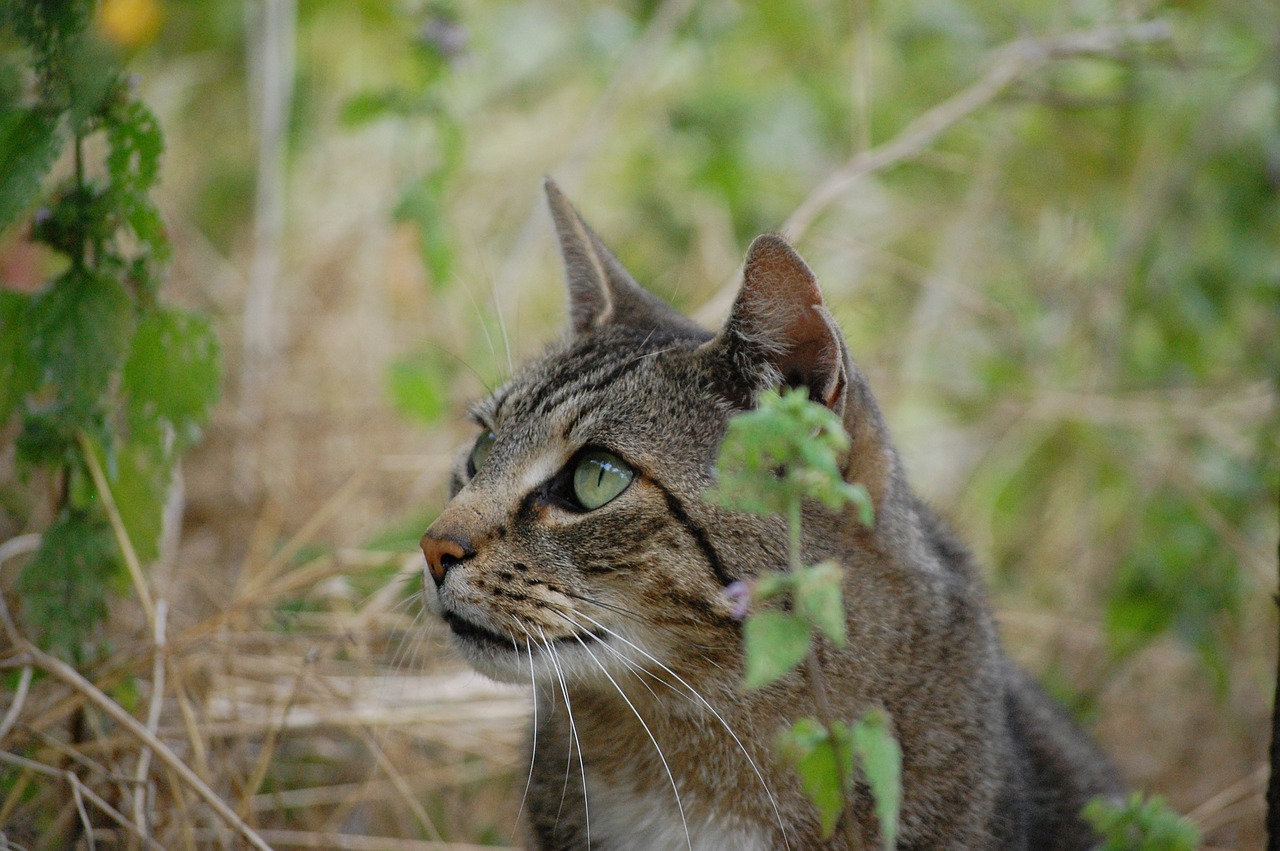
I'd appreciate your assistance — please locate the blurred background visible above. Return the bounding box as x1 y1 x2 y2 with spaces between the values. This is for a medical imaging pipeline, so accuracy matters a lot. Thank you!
2 0 1278 847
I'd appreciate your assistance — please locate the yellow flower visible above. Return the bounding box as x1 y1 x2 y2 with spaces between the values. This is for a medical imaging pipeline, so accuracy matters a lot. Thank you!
98 0 164 49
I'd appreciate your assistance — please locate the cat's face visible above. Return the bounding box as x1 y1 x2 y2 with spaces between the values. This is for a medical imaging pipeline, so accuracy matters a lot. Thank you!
424 325 741 685
421 180 890 689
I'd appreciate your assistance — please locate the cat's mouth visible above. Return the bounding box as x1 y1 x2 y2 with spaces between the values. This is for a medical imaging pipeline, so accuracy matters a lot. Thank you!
442 610 605 652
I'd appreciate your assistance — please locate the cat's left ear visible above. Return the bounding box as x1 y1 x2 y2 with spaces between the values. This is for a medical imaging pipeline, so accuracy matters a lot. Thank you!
703 234 848 411
702 234 895 507
545 178 703 337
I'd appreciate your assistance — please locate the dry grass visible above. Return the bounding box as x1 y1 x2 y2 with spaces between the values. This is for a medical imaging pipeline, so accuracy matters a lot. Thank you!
1 3 1276 849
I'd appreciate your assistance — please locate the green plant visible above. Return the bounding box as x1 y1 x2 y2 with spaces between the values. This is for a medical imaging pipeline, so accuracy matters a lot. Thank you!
709 387 897 849
0 0 220 662
1083 791 1202 851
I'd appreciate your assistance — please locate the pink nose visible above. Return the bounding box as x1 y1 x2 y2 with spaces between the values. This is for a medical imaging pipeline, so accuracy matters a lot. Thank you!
420 534 472 586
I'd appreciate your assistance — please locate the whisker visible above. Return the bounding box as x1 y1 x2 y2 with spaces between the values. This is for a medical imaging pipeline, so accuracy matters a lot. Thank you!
389 607 427 674
568 609 792 850
487 261 514 377
512 619 539 833
399 609 433 676
564 629 692 851
422 341 496 397
560 589 739 654
553 610 665 705
458 272 501 375
537 625 591 848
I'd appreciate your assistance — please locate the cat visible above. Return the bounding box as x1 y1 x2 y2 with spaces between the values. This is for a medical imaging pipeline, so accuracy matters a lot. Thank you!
419 178 1124 850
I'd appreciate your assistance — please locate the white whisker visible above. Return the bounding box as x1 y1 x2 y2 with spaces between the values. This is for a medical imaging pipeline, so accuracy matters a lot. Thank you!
537 626 590 848
569 609 792 850
564 629 692 851
389 607 427 675
488 265 514 377
513 619 539 833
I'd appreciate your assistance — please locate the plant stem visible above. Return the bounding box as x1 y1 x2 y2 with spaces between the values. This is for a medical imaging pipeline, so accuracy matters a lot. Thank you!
73 130 85 270
789 496 863 850
1266 524 1280 851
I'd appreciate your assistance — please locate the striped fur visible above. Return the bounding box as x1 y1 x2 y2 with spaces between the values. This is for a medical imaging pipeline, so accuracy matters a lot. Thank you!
419 181 1122 849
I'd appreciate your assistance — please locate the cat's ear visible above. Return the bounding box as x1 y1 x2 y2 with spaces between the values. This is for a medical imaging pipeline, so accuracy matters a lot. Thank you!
704 234 894 506
706 234 846 407
545 177 702 336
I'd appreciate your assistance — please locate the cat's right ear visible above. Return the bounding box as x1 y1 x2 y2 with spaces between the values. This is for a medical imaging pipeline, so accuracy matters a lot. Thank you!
545 177 703 337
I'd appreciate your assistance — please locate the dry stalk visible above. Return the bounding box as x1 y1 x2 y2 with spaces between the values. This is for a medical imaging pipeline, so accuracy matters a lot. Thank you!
0 751 165 851
239 0 298 494
236 647 317 818
0 766 33 825
245 762 499 814
354 720 444 843
0 533 42 647
133 599 169 844
0 664 32 741
695 19 1174 324
9 640 274 851
168 662 213 784
244 469 371 595
77 431 157 630
1188 763 1268 829
226 829 519 851
494 0 700 303
71 777 97 851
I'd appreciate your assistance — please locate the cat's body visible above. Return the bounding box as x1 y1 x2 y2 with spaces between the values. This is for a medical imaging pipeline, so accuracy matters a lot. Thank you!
420 180 1122 849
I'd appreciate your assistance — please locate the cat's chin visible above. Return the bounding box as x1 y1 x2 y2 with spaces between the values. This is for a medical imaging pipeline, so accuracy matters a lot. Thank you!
461 650 528 684
452 634 614 685
442 614 618 685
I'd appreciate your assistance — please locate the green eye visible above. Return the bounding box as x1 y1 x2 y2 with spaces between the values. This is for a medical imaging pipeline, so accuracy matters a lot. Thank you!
469 429 496 475
572 450 634 510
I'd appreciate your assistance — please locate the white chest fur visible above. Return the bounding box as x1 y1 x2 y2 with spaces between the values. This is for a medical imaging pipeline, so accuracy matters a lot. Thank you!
584 775 773 851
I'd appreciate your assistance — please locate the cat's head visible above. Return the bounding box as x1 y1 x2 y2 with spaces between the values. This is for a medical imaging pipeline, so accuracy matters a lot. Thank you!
420 179 895 687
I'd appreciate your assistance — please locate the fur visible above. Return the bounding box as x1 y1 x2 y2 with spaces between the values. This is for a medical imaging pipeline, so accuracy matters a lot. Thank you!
419 180 1123 849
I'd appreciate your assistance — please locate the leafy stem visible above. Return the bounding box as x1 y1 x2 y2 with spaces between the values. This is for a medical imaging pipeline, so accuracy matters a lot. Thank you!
710 387 894 848
786 490 861 849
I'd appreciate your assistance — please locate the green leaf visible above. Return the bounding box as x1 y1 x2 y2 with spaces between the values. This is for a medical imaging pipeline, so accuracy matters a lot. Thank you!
395 173 454 288
107 100 163 195
16 406 82 469
851 709 902 851
28 268 134 417
776 718 847 838
742 610 810 689
795 561 846 646
18 509 119 661
107 99 170 262
1082 791 1200 851
63 35 119 131
0 291 36 423
386 348 452 424
97 438 169 564
707 387 871 520
123 308 222 446
752 570 792 602
0 106 62 232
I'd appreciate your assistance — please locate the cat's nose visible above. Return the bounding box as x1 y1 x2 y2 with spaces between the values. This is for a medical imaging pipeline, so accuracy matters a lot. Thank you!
420 534 474 587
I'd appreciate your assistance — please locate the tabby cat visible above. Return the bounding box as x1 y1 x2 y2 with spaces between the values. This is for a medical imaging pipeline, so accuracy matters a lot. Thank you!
419 179 1123 850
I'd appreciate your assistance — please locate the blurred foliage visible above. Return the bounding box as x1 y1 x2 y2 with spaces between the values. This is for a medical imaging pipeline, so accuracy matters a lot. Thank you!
0 0 220 662
1084 792 1203 850
0 0 1273 843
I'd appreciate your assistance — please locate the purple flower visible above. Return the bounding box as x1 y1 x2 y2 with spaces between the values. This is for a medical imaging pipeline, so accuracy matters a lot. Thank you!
722 580 753 620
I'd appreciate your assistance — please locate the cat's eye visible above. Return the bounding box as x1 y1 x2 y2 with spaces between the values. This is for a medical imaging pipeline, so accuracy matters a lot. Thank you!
468 429 496 476
571 450 634 510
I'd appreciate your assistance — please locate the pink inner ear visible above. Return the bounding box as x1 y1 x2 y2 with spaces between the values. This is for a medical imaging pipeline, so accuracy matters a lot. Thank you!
736 235 845 409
